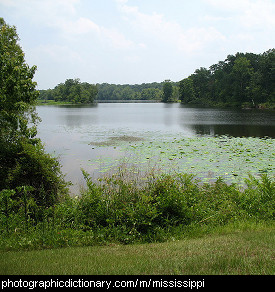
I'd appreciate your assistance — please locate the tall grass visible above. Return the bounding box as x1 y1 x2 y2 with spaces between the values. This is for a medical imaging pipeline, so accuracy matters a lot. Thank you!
0 168 274 251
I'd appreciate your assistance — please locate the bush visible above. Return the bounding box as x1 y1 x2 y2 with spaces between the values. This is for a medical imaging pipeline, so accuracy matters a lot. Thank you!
1 140 69 206
240 174 275 219
1 170 274 250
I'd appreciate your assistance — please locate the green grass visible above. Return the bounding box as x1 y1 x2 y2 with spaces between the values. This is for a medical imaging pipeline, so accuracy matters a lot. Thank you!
1 168 274 275
1 224 274 275
36 100 74 105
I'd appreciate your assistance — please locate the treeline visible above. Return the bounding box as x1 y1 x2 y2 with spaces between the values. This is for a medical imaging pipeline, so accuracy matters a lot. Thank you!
96 81 179 101
179 49 275 108
96 82 163 101
38 49 274 107
39 80 179 103
39 78 98 104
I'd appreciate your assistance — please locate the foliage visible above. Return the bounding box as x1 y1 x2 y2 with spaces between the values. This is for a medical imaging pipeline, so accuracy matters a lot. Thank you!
0 18 68 208
1 170 274 250
39 81 181 102
39 49 274 107
179 49 275 107
39 78 98 104
96 135 274 186
94 82 165 101
162 80 173 102
0 18 39 145
179 77 196 103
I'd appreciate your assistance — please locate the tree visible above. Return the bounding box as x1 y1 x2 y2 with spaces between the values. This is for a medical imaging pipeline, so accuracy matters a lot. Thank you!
0 18 39 144
179 49 274 107
231 56 254 103
162 80 173 102
191 67 211 100
179 77 196 103
0 18 68 205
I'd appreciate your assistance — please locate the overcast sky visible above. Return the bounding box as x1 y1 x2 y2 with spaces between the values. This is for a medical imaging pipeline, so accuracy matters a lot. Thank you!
1 0 274 89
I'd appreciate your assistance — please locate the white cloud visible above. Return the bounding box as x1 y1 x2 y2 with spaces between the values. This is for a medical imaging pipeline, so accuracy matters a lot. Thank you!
204 0 275 29
1 0 79 24
101 27 135 49
178 27 226 53
117 0 226 53
31 44 83 63
64 17 101 35
241 0 275 29
204 0 250 11
59 17 135 50
1 0 138 50
2 0 273 88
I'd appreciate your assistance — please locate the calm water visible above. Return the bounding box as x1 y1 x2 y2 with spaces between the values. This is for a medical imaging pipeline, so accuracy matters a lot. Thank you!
36 103 275 191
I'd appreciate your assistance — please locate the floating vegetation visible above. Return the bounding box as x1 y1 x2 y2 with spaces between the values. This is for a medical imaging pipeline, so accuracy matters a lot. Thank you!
89 135 145 146
87 133 275 185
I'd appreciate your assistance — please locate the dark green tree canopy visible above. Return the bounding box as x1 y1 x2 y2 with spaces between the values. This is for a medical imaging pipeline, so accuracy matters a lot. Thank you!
179 49 275 108
51 78 98 104
0 18 39 144
40 81 165 102
162 80 173 102
0 18 67 203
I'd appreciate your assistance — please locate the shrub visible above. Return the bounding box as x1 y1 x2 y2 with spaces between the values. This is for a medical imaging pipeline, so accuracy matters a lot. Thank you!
1 169 274 250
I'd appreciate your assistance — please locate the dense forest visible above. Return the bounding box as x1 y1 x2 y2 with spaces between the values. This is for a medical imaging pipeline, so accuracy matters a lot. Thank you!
39 80 178 103
39 78 98 104
38 49 274 108
179 49 275 108
97 82 162 101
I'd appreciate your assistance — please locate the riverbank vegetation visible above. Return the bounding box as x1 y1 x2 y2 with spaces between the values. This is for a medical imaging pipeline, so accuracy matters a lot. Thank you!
39 78 98 104
0 18 69 224
1 17 274 277
38 49 274 109
0 170 274 250
179 49 275 108
39 79 179 103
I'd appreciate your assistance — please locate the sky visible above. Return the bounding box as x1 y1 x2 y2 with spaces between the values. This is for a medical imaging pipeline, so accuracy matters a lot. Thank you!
1 0 275 89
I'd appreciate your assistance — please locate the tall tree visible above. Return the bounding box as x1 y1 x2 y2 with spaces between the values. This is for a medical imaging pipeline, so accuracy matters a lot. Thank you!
0 18 39 144
179 49 274 107
162 80 173 102
0 18 67 204
179 77 196 103
231 56 254 103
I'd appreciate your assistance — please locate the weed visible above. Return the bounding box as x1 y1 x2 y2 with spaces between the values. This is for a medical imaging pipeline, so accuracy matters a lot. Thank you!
0 169 274 251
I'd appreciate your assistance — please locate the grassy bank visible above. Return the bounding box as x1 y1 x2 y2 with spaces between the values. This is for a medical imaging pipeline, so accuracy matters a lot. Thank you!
36 99 75 105
1 223 274 275
1 170 274 275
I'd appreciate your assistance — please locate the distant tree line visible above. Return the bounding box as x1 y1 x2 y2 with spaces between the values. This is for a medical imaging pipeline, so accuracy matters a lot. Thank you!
39 78 98 104
179 49 275 108
39 80 179 103
96 82 163 101
38 49 274 107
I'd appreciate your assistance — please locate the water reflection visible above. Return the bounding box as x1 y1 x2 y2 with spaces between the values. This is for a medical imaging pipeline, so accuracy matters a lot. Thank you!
177 105 275 138
58 104 98 128
36 103 275 192
38 103 275 138
189 124 275 137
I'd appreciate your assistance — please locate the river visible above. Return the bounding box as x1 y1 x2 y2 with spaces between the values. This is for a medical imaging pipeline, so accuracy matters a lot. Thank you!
36 103 275 192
